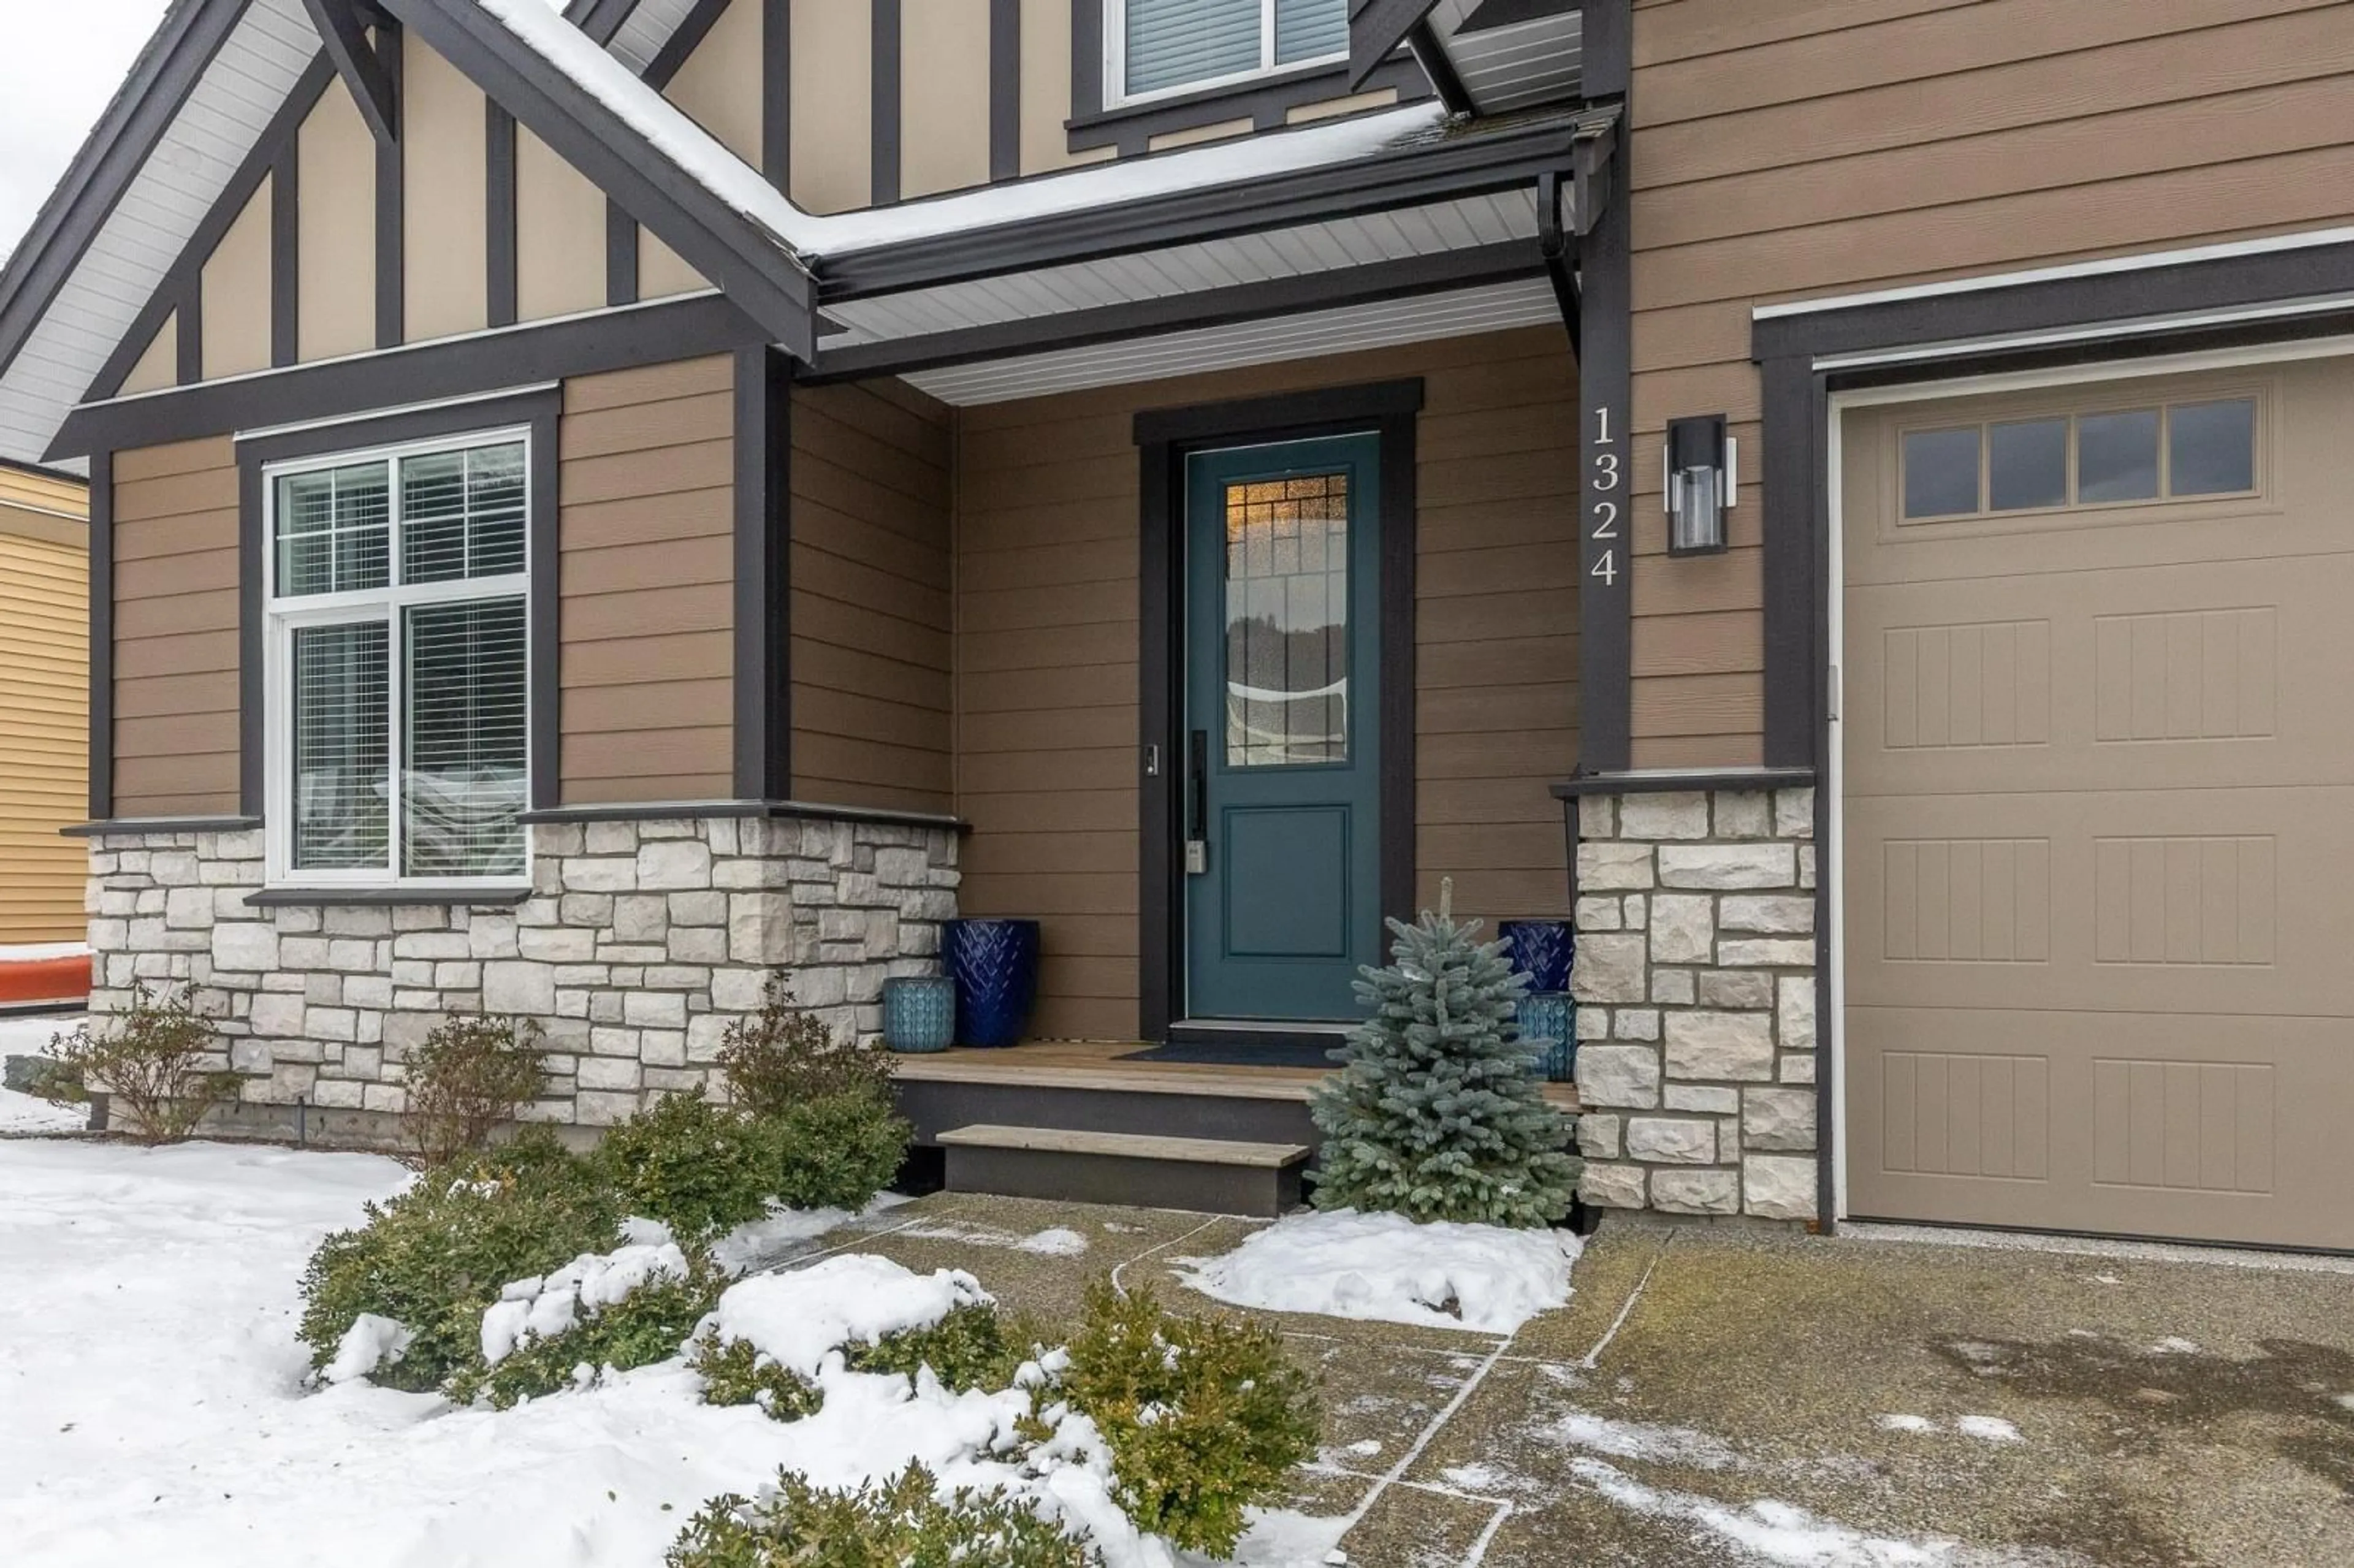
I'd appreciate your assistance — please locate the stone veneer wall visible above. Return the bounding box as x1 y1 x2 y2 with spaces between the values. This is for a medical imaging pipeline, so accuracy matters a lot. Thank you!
82 813 959 1130
1569 785 1819 1223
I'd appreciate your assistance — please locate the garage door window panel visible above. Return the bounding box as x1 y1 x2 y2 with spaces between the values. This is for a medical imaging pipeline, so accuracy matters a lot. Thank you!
1900 394 2260 525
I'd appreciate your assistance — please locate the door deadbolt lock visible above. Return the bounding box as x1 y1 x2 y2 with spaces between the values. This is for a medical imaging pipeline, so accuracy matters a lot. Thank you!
1185 840 1209 876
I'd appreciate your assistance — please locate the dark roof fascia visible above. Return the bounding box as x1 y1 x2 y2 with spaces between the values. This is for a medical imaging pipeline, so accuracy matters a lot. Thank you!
379 0 818 360
48 291 763 462
817 108 1611 303
0 454 91 487
0 0 253 388
1350 0 1444 90
806 239 1545 383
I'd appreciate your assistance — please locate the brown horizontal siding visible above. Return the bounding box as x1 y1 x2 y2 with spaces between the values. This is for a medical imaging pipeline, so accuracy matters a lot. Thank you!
1624 0 2354 765
559 356 734 802
111 436 238 818
790 379 954 813
954 327 1579 1041
0 530 88 939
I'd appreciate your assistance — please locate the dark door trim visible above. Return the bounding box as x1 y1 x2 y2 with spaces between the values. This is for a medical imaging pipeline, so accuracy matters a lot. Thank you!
1134 378 1423 1043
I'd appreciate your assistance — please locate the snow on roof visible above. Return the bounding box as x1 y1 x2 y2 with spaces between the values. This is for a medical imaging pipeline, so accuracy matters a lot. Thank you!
473 0 1452 264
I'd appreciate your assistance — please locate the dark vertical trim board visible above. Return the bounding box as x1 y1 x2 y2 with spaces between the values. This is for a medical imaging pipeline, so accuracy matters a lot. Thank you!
486 102 519 329
87 452 113 822
606 203 639 306
237 458 265 818
375 21 406 348
988 0 1021 183
271 140 299 368
528 391 561 812
1760 356 1816 769
1130 378 1425 1040
177 276 204 387
1573 180 1630 771
762 0 790 192
731 346 793 799
870 0 902 207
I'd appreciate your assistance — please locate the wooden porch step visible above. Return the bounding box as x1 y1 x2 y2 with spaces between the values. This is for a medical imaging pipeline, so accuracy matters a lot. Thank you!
937 1124 1312 1218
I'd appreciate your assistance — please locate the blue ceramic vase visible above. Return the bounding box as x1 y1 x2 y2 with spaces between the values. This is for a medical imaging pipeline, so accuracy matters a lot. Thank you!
882 975 956 1053
942 918 1040 1048
1498 919 1575 994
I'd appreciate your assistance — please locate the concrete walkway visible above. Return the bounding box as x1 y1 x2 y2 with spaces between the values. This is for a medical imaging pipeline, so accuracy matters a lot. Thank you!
790 1195 2354 1566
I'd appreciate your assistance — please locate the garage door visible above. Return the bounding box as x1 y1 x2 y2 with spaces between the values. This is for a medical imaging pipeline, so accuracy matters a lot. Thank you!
1842 357 2354 1250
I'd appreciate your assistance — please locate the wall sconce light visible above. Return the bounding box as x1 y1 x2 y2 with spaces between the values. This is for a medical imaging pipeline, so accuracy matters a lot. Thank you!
1665 414 1735 556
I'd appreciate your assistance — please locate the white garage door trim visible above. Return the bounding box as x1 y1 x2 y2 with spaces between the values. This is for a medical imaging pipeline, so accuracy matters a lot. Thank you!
1826 330 2354 1230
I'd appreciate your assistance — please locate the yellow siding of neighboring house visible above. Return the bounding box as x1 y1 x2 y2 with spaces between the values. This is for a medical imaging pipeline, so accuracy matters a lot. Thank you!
0 470 89 942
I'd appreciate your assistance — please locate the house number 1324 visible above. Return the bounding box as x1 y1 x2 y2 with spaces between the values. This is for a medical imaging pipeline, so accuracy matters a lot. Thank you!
1589 404 1621 587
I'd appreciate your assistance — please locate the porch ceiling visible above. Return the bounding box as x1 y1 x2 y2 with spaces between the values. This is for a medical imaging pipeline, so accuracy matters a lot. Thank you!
899 276 1561 405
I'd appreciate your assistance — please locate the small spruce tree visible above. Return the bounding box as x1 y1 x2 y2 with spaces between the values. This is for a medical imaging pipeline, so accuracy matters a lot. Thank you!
1309 880 1580 1227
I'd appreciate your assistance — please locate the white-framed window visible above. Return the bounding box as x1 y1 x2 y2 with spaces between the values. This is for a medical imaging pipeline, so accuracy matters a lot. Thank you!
1108 0 1349 105
264 427 533 889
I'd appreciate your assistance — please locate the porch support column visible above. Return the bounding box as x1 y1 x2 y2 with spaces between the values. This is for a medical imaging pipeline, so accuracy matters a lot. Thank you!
1574 0 1633 774
733 345 793 800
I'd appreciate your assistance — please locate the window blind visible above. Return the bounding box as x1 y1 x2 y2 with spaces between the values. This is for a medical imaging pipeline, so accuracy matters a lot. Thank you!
276 462 389 597
402 442 525 585
1123 0 1260 96
292 620 390 870
403 598 528 878
1274 0 1347 66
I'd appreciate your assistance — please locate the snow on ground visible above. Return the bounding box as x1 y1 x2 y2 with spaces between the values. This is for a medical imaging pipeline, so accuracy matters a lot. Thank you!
1176 1208 1582 1333
0 1138 1335 1568
1571 1458 1978 1567
1545 1410 1740 1471
0 1011 83 1133
899 1218 1091 1257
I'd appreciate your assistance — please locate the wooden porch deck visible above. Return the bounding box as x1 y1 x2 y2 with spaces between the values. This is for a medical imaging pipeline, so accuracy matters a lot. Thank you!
889 1040 1581 1113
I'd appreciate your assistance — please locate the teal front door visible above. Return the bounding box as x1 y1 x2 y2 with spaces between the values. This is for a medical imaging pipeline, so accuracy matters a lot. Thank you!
1183 434 1383 1021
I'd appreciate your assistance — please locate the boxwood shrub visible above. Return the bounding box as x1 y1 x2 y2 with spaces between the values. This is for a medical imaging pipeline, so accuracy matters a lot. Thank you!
666 1464 1098 1568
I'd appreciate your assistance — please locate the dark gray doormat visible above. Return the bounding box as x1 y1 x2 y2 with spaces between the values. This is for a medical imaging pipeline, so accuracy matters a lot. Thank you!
1118 1039 1344 1069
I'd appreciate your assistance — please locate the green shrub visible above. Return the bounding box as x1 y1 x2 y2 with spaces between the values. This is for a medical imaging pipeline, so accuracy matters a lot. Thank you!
717 973 894 1116
454 1252 727 1409
690 1333 825 1422
666 1464 1098 1568
844 1301 1038 1395
403 1014 547 1166
297 1139 624 1392
1042 1281 1319 1559
597 1091 791 1239
771 1090 911 1213
40 984 239 1143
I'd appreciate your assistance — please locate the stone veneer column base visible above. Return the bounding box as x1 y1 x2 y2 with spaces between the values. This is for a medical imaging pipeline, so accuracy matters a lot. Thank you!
1570 785 1819 1223
82 813 959 1133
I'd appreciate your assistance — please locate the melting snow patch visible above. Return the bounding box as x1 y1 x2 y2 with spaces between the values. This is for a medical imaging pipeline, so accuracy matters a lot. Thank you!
1547 1410 1739 1471
1875 1414 1937 1434
2336 1393 2354 1413
1017 1227 1089 1257
1954 1416 2021 1444
897 1220 1089 1257
2150 1338 2201 1356
1572 1458 1965 1566
1346 1439 1382 1456
1175 1208 1580 1333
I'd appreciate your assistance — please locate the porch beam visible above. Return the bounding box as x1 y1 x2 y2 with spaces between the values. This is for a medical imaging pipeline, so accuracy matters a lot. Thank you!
804 240 1547 383
732 346 793 800
1349 0 1442 91
1572 0 1631 774
300 0 400 146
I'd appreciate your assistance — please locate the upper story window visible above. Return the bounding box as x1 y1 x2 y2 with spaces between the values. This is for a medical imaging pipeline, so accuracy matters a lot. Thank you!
1111 0 1349 105
265 431 531 888
1901 395 2258 523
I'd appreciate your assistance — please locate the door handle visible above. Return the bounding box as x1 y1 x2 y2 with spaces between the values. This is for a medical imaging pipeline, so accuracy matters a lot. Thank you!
1186 729 1209 875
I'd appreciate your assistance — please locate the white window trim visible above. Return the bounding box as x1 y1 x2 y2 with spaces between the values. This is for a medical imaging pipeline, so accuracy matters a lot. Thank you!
1103 0 1349 110
262 423 536 892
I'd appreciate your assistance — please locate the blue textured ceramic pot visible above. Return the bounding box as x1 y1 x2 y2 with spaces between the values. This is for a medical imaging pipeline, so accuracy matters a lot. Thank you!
1499 919 1575 994
943 918 1041 1049
882 975 956 1053
1516 990 1577 1083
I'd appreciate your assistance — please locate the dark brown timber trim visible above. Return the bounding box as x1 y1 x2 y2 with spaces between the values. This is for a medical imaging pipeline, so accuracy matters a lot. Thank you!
643 0 730 88
606 203 639 306
731 346 793 800
271 138 299 367
1573 5 1631 775
486 102 519 329
1132 377 1424 1041
302 0 400 145
762 0 790 191
52 292 764 460
86 451 113 822
176 276 204 387
375 21 406 348
870 0 902 207
988 0 1021 183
